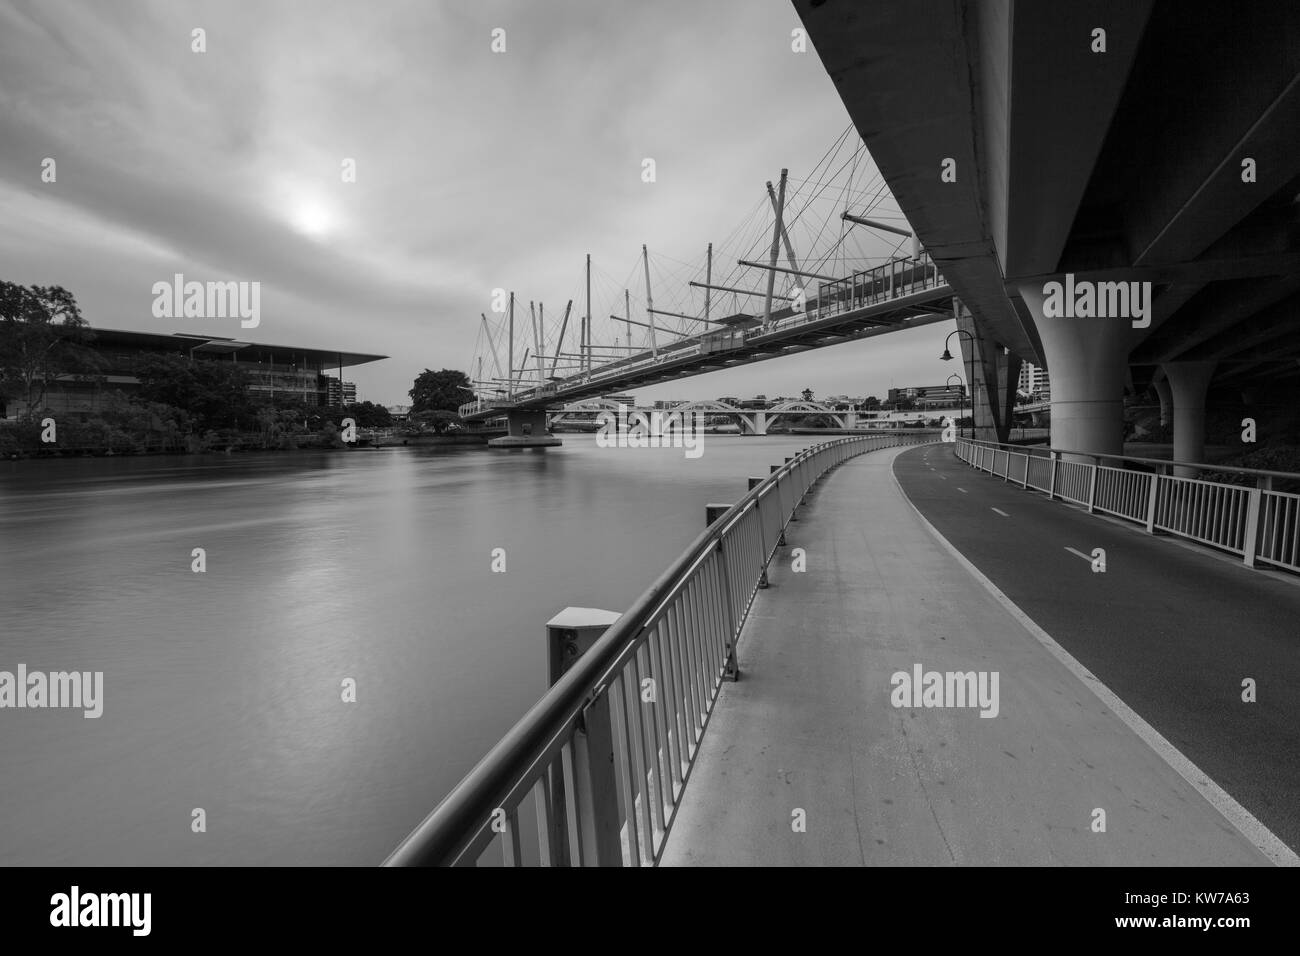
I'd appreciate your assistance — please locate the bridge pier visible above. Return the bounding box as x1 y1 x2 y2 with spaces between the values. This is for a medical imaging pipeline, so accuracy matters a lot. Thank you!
1017 282 1129 459
488 408 562 448
956 303 1020 444
1153 374 1172 428
739 411 768 436
1163 361 1218 478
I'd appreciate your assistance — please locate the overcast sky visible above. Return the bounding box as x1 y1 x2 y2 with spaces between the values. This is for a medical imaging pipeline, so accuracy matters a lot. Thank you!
0 0 960 406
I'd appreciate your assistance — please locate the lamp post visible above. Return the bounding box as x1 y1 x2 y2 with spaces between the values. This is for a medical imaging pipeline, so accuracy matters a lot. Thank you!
946 373 964 433
941 329 977 441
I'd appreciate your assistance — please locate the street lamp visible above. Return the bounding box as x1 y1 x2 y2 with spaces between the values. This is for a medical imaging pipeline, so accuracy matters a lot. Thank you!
946 373 964 431
940 329 977 441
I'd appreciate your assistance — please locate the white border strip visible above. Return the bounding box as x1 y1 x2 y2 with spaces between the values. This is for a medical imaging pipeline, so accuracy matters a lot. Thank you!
892 452 1299 867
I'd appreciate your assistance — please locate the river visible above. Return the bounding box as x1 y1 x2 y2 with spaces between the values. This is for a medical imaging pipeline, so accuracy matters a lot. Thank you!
0 434 818 865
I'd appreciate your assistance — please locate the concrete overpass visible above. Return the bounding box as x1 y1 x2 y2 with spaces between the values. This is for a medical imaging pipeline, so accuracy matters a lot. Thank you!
795 0 1300 463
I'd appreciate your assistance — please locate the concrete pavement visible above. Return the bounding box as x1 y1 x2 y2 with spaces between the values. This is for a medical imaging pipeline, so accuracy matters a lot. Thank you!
658 443 1279 866
895 442 1300 857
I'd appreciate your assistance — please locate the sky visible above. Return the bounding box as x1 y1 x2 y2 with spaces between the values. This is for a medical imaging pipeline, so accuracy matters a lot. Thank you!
0 0 960 407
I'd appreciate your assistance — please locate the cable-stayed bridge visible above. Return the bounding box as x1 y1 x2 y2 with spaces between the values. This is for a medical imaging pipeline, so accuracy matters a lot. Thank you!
457 132 957 443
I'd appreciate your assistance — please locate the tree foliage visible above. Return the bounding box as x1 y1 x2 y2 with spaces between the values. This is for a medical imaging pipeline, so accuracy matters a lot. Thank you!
0 281 98 418
409 368 472 413
130 353 258 431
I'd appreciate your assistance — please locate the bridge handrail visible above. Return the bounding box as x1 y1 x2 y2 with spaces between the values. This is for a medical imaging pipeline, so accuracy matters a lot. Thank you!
384 430 939 866
960 436 1298 482
954 437 1300 575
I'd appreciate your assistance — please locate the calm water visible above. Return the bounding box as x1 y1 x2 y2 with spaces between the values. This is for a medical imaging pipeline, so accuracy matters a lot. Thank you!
0 435 817 865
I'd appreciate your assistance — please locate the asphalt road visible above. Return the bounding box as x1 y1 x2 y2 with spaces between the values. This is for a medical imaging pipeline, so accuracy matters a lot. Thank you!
895 443 1300 855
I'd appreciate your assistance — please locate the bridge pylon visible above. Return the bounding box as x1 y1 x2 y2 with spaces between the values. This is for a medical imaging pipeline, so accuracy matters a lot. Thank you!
488 408 562 448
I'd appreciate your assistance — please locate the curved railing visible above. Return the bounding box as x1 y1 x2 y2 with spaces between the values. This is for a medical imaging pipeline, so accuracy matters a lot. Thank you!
385 430 937 866
954 438 1300 574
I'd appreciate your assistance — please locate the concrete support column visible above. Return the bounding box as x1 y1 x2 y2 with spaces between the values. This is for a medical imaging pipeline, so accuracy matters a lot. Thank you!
744 411 768 436
489 408 561 447
1153 375 1172 427
1017 283 1130 459
1162 361 1217 478
955 302 1019 443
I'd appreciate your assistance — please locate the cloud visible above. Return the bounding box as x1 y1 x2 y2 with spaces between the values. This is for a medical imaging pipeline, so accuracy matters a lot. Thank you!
0 0 944 405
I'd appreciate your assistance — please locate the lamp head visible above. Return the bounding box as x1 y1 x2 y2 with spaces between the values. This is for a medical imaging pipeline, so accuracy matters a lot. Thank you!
940 349 954 361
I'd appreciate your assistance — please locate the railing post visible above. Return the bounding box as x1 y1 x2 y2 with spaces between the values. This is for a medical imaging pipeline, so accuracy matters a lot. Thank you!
715 537 740 682
785 457 800 520
770 464 787 543
1145 472 1160 534
749 478 769 588
1086 458 1098 513
1243 486 1262 568
547 608 624 867
1048 451 1058 501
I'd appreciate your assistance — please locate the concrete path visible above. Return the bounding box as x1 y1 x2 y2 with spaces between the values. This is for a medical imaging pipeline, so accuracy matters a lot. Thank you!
895 442 1300 856
658 444 1276 866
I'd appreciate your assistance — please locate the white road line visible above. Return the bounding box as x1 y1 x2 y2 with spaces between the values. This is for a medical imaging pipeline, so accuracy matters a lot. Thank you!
891 465 1300 867
1065 546 1093 563
957 487 967 493
992 507 1009 517
938 475 947 480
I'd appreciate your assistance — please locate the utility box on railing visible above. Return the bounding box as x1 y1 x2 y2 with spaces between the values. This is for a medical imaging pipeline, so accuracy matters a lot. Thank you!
547 607 622 686
545 607 623 866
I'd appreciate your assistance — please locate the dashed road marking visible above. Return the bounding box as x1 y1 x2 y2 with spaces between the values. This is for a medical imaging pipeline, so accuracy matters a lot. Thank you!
958 487 967 493
992 507 1009 517
1065 546 1092 563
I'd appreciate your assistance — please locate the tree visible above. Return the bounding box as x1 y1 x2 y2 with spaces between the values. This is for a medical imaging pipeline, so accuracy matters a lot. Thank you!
341 400 392 428
131 353 257 432
0 282 97 419
412 409 460 433
801 388 814 402
862 395 880 409
409 369 472 413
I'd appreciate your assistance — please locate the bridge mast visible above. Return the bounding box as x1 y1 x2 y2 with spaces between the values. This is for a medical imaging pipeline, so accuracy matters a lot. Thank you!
480 313 504 381
642 244 658 357
584 254 591 373
624 289 631 350
533 301 545 384
705 242 712 325
763 168 788 329
508 291 515 399
550 300 573 378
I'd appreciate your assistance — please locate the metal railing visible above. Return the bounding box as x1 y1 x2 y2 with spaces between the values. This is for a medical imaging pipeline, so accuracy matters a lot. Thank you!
955 438 1300 574
385 430 938 866
811 251 943 321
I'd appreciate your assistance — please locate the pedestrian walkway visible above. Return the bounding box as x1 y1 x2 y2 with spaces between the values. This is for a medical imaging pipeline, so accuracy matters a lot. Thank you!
658 444 1274 866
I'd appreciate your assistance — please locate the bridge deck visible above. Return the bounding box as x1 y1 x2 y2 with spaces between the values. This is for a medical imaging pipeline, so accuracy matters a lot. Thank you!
659 444 1276 866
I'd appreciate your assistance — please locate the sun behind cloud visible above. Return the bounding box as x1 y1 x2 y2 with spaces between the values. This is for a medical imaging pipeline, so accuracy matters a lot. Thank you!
288 197 335 240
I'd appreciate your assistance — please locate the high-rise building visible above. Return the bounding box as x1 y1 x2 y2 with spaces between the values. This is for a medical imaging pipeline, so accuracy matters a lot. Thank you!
1018 363 1051 399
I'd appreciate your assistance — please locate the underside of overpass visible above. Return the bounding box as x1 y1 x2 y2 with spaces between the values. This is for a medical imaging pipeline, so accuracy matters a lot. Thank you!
796 0 1300 458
